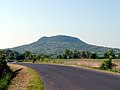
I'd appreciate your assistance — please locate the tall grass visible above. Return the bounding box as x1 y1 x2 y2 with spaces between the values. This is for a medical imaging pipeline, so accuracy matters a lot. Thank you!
27 68 43 90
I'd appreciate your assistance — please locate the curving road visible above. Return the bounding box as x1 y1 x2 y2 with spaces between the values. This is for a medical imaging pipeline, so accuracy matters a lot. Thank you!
18 63 120 90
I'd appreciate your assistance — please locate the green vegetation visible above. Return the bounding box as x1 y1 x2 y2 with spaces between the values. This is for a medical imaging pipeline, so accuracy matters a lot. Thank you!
100 58 116 70
0 69 12 90
0 50 12 90
104 49 116 59
2 46 120 75
2 35 120 63
27 68 43 90
57 49 98 59
11 35 120 55
3 48 120 64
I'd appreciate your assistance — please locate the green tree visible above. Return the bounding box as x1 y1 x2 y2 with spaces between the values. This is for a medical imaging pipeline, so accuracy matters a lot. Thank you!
104 52 109 58
24 51 32 59
32 55 37 63
104 49 115 59
63 49 74 59
14 51 19 60
3 49 20 60
80 51 86 58
64 49 70 55
36 54 41 60
57 55 63 59
69 50 73 59
17 54 25 61
100 58 116 70
64 49 71 59
63 54 67 59
80 51 90 58
72 50 80 59
89 53 98 59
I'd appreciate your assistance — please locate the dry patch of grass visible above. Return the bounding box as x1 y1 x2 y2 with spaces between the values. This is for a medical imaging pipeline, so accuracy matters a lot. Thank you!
113 61 120 71
63 59 102 68
63 59 120 70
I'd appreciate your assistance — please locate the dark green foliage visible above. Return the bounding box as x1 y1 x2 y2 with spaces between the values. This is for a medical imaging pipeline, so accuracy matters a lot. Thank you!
72 50 80 59
63 49 80 59
36 54 41 60
80 51 91 58
57 55 63 59
0 50 13 90
89 53 98 59
4 49 16 59
0 69 12 90
0 50 7 72
12 35 120 55
3 49 22 61
104 52 109 58
16 54 25 61
32 55 37 63
100 58 116 70
104 49 115 59
57 49 98 59
62 49 80 59
24 51 32 59
63 54 67 59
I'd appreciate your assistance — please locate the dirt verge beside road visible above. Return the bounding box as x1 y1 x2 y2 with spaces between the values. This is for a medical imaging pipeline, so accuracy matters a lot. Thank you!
7 64 32 90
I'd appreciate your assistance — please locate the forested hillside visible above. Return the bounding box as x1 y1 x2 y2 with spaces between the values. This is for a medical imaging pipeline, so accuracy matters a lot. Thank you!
12 35 120 55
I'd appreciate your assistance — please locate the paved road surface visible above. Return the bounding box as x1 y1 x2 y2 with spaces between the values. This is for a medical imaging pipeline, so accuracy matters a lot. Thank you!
18 63 120 90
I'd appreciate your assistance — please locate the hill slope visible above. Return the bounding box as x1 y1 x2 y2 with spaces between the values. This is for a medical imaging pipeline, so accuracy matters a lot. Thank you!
11 35 120 54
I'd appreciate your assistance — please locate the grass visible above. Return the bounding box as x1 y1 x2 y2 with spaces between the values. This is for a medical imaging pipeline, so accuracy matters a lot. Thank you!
0 69 12 90
27 68 43 90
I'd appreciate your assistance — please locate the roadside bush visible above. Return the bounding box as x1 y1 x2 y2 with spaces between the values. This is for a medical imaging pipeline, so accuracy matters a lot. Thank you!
0 50 13 90
0 68 12 90
89 53 98 59
0 50 7 77
100 58 116 70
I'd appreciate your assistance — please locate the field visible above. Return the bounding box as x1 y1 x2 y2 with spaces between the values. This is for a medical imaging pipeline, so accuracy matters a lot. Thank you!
51 59 120 71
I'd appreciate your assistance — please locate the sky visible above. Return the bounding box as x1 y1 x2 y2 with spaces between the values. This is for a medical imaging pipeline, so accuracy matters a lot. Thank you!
0 0 120 49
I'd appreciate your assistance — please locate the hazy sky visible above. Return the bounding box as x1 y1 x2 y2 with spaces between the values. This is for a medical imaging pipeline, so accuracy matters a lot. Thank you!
0 0 120 49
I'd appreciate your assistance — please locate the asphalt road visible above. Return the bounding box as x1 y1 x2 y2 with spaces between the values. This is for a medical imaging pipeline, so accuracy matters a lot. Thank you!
18 63 120 90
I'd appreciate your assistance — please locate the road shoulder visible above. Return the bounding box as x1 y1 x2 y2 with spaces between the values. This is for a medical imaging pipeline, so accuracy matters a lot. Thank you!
7 64 43 90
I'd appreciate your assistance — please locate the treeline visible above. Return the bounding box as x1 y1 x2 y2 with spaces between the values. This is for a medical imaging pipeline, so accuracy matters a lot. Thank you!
3 49 51 62
57 49 120 59
2 48 120 63
57 49 98 59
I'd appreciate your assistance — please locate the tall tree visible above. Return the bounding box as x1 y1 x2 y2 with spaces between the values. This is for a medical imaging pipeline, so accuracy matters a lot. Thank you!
24 51 32 59
105 49 115 59
89 53 98 59
72 50 80 59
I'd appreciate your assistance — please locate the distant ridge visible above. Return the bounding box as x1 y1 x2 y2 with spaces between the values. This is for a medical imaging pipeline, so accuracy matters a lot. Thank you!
12 35 120 54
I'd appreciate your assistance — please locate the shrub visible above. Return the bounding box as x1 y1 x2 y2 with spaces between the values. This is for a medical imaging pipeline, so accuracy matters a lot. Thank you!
89 53 98 59
0 50 13 90
0 69 12 90
100 58 116 70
